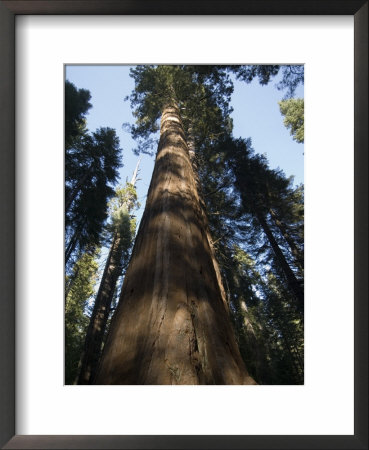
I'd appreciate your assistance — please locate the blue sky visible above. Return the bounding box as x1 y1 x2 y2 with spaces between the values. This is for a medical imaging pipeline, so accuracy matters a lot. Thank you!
65 65 304 228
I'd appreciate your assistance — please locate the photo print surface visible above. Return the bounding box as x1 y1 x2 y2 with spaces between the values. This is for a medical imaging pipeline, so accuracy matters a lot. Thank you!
65 65 304 385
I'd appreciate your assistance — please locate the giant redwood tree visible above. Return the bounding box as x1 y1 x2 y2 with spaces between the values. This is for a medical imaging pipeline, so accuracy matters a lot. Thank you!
95 66 256 384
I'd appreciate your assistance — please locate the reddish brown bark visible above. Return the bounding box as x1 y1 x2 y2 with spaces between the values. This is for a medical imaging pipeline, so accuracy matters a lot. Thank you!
94 105 256 385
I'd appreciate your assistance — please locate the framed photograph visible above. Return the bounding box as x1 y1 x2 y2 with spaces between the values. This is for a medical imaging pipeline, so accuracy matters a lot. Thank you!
1 1 367 449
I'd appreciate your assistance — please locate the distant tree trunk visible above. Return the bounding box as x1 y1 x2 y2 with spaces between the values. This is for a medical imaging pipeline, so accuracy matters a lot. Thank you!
77 164 140 384
77 232 121 384
256 212 304 312
269 208 304 274
65 228 80 264
65 217 88 265
94 105 256 385
65 169 91 214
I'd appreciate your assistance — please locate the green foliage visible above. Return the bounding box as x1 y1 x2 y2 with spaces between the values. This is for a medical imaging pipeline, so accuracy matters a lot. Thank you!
65 80 125 383
65 80 92 149
76 179 140 384
219 240 304 384
65 251 99 384
196 132 304 383
229 65 280 85
259 273 304 384
109 183 140 223
127 65 234 154
276 66 304 99
279 98 304 143
107 181 140 271
228 65 304 98
65 79 123 269
222 245 267 381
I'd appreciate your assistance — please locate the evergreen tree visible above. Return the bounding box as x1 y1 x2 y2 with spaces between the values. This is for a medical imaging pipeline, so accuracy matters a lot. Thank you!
78 166 140 384
65 80 122 270
95 66 256 384
65 80 124 382
220 137 304 313
193 133 304 383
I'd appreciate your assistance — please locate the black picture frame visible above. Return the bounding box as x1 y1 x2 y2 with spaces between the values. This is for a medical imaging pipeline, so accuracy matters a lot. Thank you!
0 1 367 449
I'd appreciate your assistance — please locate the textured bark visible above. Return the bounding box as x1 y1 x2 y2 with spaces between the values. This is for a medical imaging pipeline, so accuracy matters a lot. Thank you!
95 105 256 385
77 233 121 384
256 212 304 312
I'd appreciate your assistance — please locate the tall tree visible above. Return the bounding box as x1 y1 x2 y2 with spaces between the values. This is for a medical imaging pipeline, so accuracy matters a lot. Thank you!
65 80 123 269
223 137 304 313
95 66 256 384
65 126 122 267
267 183 304 275
78 165 140 384
193 134 304 384
65 80 125 382
164 67 305 383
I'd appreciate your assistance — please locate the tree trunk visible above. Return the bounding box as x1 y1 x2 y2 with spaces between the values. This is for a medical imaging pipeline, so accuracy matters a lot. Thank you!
77 161 141 384
269 208 304 274
65 227 81 264
77 232 122 384
94 105 256 385
256 212 304 312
